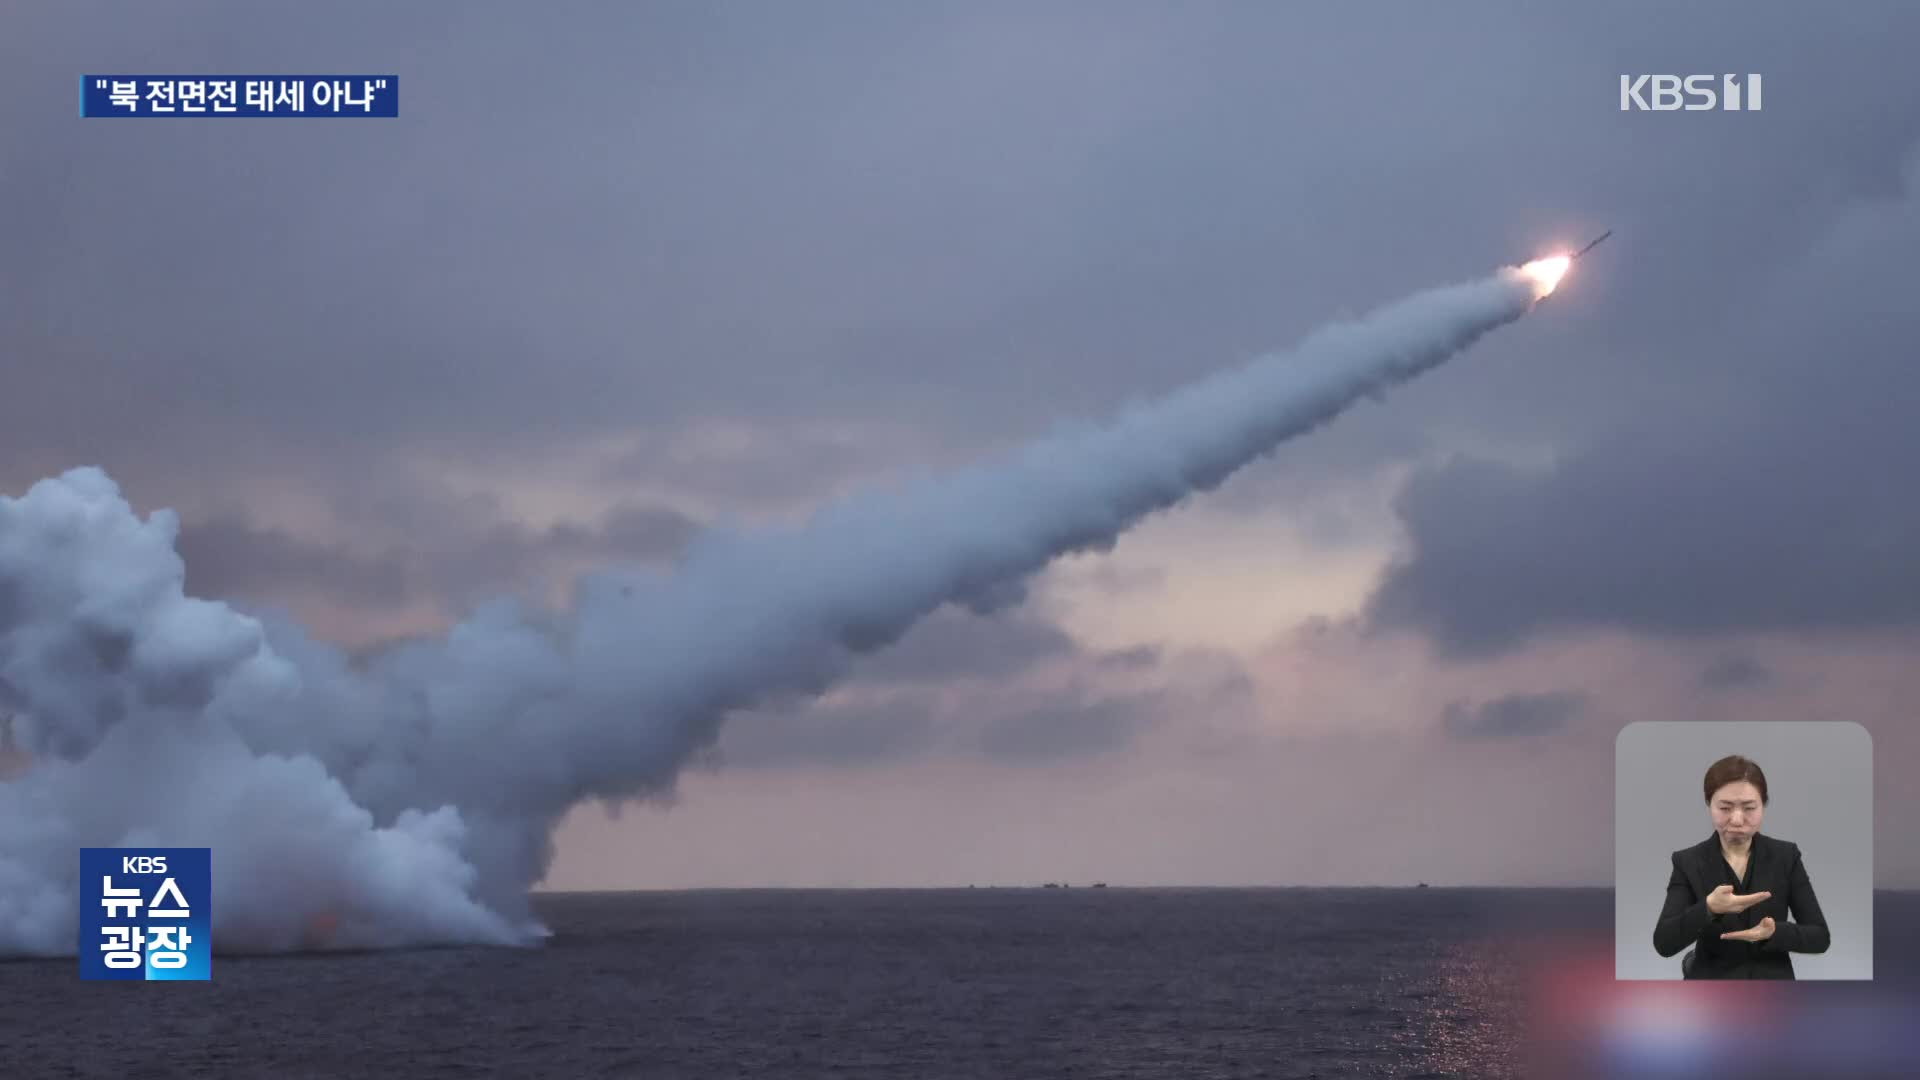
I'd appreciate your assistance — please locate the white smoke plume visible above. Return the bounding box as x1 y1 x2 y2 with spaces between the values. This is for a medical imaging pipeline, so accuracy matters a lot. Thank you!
0 268 1542 955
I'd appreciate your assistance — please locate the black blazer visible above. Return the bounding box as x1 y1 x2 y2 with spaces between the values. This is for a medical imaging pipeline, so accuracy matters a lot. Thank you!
1653 832 1830 979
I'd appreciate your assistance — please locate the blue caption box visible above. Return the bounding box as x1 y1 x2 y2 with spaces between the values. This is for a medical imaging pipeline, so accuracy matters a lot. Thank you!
81 76 399 118
79 848 212 981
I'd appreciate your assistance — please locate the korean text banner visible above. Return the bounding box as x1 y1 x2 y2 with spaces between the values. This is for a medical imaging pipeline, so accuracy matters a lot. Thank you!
81 76 398 117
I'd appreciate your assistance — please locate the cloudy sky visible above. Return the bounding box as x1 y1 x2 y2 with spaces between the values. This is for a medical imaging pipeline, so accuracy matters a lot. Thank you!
5 2 1917 889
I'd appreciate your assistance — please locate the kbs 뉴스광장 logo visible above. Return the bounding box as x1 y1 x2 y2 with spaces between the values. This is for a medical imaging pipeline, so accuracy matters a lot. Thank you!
79 848 211 981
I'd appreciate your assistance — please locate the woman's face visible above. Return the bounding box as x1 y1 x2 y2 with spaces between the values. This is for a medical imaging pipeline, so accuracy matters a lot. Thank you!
1710 781 1765 845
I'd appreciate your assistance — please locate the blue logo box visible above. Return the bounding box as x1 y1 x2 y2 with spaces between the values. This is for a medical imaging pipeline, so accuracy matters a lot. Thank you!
79 848 212 981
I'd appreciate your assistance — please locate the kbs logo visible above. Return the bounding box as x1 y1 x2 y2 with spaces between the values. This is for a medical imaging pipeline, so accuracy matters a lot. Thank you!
79 848 212 981
1620 74 1763 111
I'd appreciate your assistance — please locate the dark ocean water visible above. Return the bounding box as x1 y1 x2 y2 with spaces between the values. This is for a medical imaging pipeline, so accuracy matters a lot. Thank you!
5 888 1916 1079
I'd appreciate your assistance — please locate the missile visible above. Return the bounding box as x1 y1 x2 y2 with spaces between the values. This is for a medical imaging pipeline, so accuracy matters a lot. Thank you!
1572 229 1612 259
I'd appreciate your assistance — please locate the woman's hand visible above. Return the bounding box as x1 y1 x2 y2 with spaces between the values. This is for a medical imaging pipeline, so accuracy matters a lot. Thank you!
1706 883 1771 915
1721 916 1776 942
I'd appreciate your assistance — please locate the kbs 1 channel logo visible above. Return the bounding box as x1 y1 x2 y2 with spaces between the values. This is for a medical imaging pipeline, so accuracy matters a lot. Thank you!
79 849 212 981
1620 74 1763 112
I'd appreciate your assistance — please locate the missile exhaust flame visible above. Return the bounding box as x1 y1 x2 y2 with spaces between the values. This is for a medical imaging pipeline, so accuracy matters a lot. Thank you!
1520 255 1572 299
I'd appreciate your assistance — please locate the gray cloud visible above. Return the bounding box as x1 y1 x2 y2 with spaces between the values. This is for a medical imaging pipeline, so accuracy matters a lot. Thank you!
715 619 1240 771
1701 654 1773 691
714 683 1166 772
178 517 410 607
1095 645 1162 671
708 595 1160 770
591 422 977 511
976 691 1164 764
710 694 941 772
415 502 699 605
974 655 1253 765
849 607 1077 685
1063 563 1169 597
1441 691 1586 739
177 500 697 615
1368 300 1920 656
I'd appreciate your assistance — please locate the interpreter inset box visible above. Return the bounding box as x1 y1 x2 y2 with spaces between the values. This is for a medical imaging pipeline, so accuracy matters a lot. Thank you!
1615 721 1871 980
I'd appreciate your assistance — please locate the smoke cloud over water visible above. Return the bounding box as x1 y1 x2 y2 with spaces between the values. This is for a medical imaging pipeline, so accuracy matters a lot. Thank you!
0 268 1540 956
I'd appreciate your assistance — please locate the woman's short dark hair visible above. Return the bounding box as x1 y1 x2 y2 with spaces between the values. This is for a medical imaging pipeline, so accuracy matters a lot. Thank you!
1703 755 1769 805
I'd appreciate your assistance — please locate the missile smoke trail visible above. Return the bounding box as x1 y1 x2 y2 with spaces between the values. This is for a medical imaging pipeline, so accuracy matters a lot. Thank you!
0 263 1557 955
